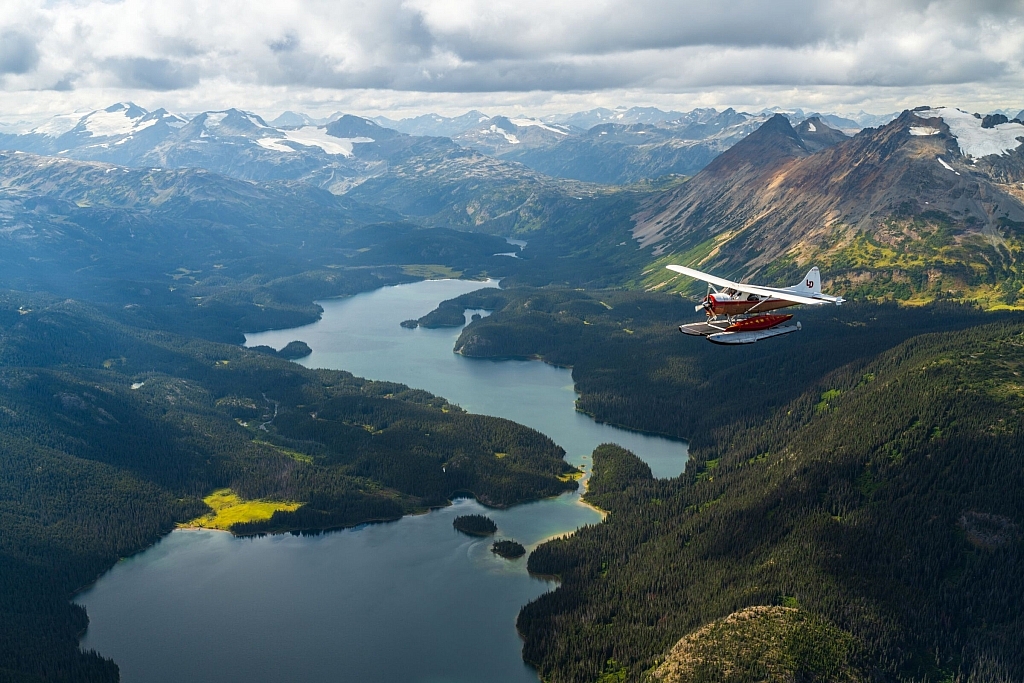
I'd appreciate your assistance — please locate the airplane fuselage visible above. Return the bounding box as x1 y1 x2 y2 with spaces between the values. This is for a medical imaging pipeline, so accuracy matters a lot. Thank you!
703 293 797 317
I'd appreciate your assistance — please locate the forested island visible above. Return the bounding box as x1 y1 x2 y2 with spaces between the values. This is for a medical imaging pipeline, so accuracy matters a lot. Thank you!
453 514 498 536
250 340 313 360
276 340 313 360
491 540 526 559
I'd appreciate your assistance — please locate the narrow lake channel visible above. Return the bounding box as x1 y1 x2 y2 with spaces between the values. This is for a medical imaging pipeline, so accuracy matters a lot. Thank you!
76 279 688 683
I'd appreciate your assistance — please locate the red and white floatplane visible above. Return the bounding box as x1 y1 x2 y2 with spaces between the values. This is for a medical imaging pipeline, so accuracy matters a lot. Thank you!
665 264 844 345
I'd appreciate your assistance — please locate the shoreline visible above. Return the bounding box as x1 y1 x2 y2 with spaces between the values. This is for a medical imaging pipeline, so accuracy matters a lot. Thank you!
77 276 679 680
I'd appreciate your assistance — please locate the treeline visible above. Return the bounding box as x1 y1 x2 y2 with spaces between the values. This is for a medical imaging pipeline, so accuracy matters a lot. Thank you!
0 294 577 681
516 321 1024 681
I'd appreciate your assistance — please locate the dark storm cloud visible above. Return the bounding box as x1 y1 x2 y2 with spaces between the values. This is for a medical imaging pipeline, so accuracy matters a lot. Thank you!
431 0 864 62
0 30 40 75
104 57 199 91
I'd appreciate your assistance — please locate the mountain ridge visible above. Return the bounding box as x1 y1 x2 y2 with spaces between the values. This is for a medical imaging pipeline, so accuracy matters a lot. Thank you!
634 108 1024 307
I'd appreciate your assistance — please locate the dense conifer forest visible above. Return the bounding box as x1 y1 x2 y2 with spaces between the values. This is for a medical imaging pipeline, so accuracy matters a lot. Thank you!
453 514 498 535
419 290 1024 681
492 540 527 559
422 287 1006 442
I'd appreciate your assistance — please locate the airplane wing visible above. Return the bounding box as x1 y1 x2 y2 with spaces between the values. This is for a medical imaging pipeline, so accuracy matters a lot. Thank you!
665 264 834 306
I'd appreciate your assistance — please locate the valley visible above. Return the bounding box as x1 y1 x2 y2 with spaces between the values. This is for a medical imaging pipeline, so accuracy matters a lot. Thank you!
1 99 1023 683
74 278 687 683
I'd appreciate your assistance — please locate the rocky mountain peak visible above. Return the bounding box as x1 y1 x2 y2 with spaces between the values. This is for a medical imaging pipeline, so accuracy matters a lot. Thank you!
793 116 849 152
696 113 808 178
633 106 1024 297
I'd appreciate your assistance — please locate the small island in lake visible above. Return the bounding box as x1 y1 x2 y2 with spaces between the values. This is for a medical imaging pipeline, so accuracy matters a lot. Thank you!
277 340 313 360
453 514 497 536
491 539 526 559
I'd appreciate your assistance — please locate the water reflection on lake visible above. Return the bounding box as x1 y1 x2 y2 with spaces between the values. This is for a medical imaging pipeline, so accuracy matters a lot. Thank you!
76 279 688 683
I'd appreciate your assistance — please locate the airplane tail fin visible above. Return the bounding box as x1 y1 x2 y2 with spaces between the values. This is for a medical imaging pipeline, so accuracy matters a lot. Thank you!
792 267 821 294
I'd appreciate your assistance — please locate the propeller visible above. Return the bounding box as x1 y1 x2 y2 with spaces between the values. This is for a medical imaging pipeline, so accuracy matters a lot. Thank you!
695 281 714 314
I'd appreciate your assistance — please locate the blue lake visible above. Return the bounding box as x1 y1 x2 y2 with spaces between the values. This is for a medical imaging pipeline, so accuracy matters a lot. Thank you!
77 279 688 683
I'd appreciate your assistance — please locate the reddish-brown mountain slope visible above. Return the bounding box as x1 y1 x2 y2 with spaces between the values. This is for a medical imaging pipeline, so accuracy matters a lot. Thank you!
634 110 1024 306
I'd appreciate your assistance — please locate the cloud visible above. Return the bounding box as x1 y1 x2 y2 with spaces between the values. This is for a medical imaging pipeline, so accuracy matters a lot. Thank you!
0 30 39 74
0 0 1022 115
104 57 199 90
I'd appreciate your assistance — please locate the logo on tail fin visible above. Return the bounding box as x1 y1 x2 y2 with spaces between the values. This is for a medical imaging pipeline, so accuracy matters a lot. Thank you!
794 267 821 294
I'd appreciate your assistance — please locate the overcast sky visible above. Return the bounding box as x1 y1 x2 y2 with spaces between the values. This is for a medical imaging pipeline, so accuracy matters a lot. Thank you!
1 0 1022 123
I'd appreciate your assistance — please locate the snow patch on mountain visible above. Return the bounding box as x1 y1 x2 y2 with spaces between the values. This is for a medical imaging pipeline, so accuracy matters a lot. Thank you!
909 126 940 136
245 114 268 128
204 112 228 127
937 157 959 174
508 118 569 135
488 125 519 145
81 109 148 137
256 127 372 156
919 107 1024 157
32 114 84 137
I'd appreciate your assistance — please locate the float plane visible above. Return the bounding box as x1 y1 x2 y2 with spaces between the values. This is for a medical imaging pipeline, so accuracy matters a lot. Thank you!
665 264 844 345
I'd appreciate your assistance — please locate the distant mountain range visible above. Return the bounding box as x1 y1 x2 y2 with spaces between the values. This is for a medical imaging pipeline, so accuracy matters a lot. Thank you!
500 109 775 184
0 103 938 196
5 100 1024 304
636 108 1024 307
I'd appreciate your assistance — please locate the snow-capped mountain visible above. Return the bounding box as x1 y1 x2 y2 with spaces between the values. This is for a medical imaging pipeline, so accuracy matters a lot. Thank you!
0 103 186 162
498 109 773 184
0 103 387 190
267 111 343 128
452 116 574 155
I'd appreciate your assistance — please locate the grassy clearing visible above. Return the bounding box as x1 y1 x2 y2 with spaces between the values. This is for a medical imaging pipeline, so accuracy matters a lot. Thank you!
253 440 313 463
182 489 303 532
558 469 585 482
401 264 462 279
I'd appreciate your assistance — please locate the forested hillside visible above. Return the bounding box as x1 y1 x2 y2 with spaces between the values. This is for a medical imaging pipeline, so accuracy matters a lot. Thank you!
412 287 1023 680
0 294 577 682
416 287 999 442
518 322 1024 682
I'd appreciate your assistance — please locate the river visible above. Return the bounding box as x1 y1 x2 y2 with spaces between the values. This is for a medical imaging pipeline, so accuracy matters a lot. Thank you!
76 278 688 683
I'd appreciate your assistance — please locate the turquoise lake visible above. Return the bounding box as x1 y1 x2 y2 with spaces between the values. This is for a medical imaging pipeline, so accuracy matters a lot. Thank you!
76 278 688 683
